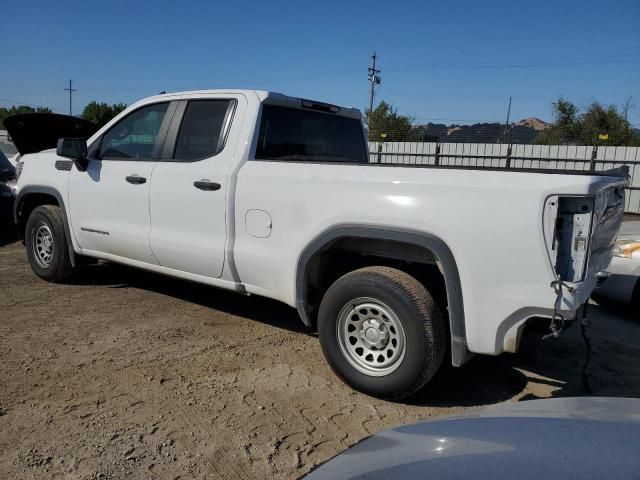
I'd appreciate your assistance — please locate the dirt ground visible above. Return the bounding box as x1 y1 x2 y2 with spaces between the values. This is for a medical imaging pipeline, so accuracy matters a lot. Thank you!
1 214 639 480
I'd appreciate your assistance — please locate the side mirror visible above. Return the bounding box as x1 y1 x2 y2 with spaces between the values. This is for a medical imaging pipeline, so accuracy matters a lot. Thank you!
57 138 89 172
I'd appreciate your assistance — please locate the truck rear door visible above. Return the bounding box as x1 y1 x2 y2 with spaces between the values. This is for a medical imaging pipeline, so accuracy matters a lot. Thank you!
148 94 246 278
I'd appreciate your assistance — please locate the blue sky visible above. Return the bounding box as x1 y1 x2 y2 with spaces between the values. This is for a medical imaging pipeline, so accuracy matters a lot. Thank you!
2 0 639 126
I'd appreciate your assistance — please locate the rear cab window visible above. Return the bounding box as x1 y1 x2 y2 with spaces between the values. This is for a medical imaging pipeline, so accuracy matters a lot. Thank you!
255 104 367 163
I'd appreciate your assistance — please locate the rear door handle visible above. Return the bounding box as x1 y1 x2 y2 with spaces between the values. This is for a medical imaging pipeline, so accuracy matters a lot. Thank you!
126 175 147 185
193 180 221 191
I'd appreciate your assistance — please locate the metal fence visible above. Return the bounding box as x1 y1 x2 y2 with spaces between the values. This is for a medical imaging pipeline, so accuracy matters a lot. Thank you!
368 141 640 214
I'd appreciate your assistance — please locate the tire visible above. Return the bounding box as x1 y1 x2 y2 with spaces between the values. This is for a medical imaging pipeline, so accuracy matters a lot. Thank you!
24 205 74 282
318 266 447 400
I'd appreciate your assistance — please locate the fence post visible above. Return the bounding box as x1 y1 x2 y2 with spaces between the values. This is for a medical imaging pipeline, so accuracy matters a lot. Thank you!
434 142 440 166
376 141 383 164
505 144 512 169
590 144 598 172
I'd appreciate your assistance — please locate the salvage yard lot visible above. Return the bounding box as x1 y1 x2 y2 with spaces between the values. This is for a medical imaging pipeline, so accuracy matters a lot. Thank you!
1 217 639 479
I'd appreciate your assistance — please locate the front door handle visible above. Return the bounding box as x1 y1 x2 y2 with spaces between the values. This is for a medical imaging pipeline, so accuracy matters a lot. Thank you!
126 175 147 185
193 180 221 191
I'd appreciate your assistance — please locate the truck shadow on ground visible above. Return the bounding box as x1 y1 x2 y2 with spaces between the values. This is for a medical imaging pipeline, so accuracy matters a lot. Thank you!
408 306 640 407
67 262 640 408
68 262 310 334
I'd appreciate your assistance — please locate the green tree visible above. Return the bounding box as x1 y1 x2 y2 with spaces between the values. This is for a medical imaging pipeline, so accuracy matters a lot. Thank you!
365 101 414 141
81 101 127 127
579 102 638 146
537 98 639 146
0 105 52 129
535 97 580 144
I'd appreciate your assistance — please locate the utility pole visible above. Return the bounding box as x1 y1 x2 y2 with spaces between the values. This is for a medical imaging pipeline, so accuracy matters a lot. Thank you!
500 96 512 144
64 79 76 116
368 52 381 116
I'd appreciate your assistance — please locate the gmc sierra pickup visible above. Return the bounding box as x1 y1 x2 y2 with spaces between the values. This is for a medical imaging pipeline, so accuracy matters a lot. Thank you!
12 90 627 399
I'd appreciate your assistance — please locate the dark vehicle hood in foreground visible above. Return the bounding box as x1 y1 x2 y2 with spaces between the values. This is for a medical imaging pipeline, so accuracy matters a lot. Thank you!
305 397 640 480
3 113 98 155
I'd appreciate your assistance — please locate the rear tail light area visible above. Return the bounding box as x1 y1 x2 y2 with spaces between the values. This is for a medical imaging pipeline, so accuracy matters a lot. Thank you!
544 195 594 282
544 187 625 283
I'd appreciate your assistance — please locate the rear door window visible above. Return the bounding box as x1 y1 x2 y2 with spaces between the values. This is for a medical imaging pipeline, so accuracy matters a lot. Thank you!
173 100 234 161
255 105 367 163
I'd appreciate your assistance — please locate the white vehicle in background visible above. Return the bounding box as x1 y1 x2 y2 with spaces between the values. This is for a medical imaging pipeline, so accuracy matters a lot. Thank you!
11 89 628 399
594 221 640 309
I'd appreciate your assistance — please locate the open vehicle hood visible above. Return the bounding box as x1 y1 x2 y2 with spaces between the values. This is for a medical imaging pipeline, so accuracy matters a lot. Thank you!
3 113 98 156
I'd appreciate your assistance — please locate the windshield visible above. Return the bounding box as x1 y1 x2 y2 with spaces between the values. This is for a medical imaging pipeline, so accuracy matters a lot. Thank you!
255 104 367 163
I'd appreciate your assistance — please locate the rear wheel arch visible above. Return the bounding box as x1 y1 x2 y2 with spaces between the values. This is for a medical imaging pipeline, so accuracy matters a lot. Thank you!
15 186 77 266
295 225 471 367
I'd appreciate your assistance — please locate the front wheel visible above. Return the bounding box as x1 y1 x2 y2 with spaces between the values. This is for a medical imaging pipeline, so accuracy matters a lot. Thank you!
318 266 447 400
24 205 75 282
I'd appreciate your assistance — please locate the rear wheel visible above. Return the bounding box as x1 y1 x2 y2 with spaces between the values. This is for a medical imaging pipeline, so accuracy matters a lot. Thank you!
318 266 446 400
25 205 74 282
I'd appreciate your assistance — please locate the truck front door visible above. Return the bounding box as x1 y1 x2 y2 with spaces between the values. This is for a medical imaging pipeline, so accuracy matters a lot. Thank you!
68 102 171 264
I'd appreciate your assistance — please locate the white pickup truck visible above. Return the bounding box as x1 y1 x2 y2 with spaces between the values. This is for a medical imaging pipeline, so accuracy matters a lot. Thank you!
12 90 627 399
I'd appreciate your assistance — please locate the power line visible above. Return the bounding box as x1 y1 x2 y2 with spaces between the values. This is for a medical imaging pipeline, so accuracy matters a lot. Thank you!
63 55 639 95
3 54 634 103
384 54 640 73
413 117 504 123
0 97 47 109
